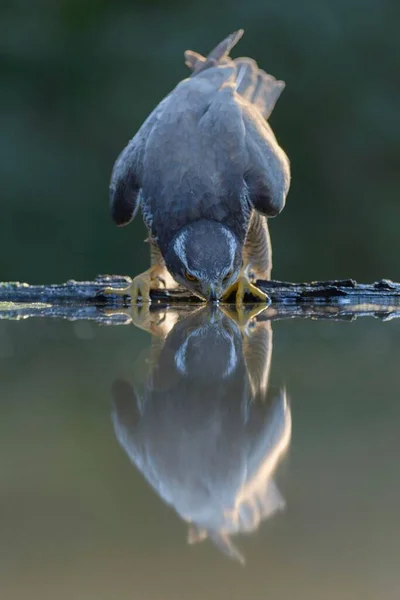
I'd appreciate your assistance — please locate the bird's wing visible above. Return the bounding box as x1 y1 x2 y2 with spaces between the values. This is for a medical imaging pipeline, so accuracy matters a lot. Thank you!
242 102 291 217
183 31 290 218
111 31 243 229
109 139 142 226
109 99 167 226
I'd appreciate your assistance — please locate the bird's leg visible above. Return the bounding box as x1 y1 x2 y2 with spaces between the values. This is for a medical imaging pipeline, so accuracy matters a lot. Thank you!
222 213 272 308
219 306 272 401
103 239 167 304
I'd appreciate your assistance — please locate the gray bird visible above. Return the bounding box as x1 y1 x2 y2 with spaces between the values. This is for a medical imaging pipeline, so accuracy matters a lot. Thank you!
105 30 290 305
111 305 291 564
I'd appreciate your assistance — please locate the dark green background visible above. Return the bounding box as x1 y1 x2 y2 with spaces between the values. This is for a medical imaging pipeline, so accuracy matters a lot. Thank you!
1 0 399 284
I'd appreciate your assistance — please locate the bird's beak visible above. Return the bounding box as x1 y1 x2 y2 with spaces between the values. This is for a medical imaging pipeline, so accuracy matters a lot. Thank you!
199 283 221 302
208 284 220 303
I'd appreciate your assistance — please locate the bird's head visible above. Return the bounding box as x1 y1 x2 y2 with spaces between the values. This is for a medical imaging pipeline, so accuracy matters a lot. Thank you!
165 220 242 301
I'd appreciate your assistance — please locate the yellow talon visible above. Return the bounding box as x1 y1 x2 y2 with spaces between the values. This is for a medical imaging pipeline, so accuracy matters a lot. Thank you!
219 303 270 331
222 270 270 308
103 265 165 304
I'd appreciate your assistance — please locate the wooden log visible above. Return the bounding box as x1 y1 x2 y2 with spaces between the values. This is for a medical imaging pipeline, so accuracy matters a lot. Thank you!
1 275 400 324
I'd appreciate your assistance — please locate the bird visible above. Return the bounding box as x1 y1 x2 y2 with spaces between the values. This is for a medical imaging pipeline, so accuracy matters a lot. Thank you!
104 30 290 306
111 305 291 564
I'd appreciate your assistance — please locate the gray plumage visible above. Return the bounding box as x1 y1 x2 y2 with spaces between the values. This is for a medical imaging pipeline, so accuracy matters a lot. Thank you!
111 307 291 564
110 30 290 300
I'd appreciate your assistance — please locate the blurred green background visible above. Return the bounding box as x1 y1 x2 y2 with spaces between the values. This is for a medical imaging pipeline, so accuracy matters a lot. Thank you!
1 0 399 284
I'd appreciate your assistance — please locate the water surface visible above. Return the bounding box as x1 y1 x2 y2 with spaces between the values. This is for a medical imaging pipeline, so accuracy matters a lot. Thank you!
0 307 399 600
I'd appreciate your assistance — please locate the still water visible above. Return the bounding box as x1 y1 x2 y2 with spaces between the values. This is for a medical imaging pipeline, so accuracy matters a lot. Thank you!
0 306 399 599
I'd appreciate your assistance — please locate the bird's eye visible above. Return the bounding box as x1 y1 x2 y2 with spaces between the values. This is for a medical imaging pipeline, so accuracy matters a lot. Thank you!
223 270 233 282
185 272 198 282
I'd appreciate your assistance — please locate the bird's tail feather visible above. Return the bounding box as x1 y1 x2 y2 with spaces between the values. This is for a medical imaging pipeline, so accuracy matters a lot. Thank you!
184 29 243 73
184 30 285 119
234 57 285 119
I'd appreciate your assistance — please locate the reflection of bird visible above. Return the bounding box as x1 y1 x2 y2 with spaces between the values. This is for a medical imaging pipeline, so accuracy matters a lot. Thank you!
105 30 290 306
111 306 291 564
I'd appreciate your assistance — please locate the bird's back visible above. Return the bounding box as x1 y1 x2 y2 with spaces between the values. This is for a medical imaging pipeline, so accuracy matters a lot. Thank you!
141 65 249 249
